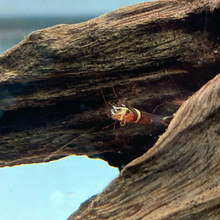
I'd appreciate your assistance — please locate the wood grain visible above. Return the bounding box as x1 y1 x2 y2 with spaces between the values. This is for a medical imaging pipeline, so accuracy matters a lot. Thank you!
0 0 220 218
0 0 219 169
69 73 220 220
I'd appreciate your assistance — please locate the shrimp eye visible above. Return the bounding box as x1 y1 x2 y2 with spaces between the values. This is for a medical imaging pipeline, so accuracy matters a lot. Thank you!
126 110 130 114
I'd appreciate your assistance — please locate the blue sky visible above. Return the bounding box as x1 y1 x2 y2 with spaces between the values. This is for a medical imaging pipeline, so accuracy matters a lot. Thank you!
0 0 149 219
0 0 148 17
0 156 118 220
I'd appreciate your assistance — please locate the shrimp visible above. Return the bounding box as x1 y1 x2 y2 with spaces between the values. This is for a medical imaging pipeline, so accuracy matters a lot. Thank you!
110 104 173 127
100 86 180 128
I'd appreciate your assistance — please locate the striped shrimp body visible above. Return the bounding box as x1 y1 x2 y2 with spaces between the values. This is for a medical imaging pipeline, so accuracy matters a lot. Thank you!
110 104 172 126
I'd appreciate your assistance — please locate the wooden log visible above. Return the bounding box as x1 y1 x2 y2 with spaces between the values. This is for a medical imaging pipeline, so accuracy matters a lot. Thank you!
0 0 220 218
0 0 218 164
0 0 219 169
69 73 220 219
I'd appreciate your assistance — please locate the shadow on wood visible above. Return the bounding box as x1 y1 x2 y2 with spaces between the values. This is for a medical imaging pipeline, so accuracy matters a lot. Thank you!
0 0 220 218
69 73 220 219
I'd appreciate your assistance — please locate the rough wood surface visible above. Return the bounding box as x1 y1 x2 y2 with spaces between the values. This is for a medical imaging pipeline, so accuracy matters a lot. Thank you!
0 0 220 219
0 0 219 169
69 73 220 219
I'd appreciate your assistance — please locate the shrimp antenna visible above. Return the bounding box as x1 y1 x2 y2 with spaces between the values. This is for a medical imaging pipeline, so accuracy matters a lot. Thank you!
112 86 119 100
165 68 184 100
153 69 184 114
99 88 110 108
152 102 166 114
100 87 122 139
112 86 123 106
43 117 109 162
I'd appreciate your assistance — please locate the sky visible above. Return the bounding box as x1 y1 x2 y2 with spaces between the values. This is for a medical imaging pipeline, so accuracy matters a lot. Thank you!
0 1 149 219
0 0 149 17
0 156 118 220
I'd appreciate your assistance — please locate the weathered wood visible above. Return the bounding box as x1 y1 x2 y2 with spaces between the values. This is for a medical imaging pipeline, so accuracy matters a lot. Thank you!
0 0 219 169
0 0 220 219
69 73 220 220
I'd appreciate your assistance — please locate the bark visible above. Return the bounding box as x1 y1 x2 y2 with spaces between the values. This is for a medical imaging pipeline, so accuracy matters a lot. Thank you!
69 73 220 219
0 0 220 218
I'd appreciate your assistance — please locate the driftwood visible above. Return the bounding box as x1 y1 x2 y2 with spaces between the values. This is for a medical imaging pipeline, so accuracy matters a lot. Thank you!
70 73 220 219
0 0 220 218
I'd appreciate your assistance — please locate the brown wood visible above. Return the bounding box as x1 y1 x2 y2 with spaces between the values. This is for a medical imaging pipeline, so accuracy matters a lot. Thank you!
0 0 220 218
69 73 220 219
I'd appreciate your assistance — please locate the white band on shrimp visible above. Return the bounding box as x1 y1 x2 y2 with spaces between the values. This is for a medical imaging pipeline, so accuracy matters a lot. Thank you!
133 108 141 123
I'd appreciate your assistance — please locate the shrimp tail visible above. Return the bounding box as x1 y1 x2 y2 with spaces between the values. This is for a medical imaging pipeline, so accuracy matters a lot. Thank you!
138 112 172 126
